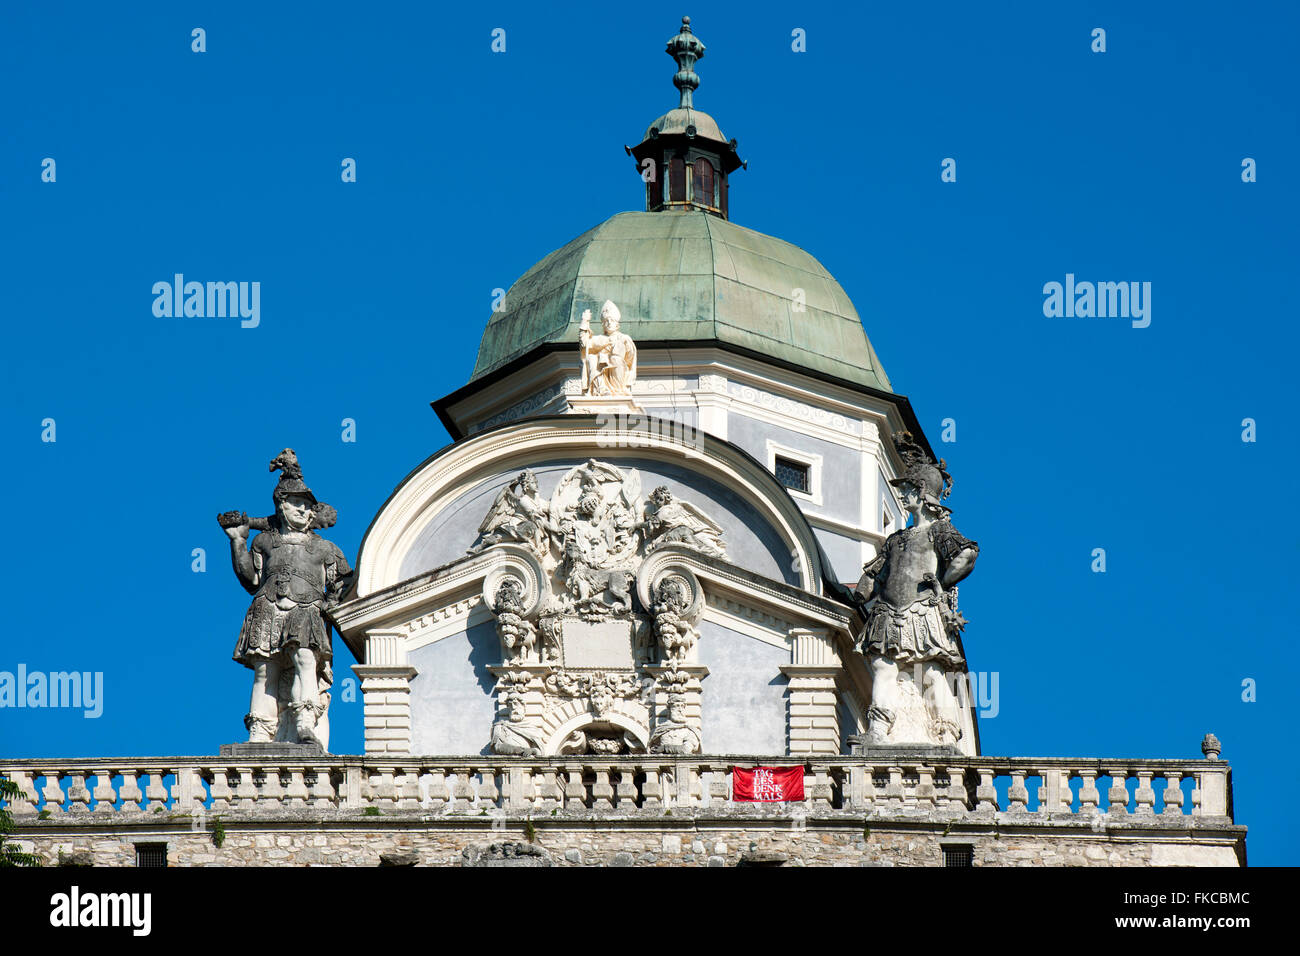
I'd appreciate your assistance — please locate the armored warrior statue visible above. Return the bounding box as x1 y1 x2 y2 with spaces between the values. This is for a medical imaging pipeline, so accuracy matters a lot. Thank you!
578 300 637 396
218 450 353 751
854 433 978 746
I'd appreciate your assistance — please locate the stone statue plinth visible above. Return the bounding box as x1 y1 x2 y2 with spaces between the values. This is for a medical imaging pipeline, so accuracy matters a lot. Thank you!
846 735 960 759
219 741 325 757
564 393 644 416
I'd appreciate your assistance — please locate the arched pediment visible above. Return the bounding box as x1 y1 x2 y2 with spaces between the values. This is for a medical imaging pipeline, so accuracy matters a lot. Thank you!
353 414 828 599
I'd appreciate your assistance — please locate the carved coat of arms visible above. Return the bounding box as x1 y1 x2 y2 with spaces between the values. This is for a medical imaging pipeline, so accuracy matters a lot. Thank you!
469 459 722 755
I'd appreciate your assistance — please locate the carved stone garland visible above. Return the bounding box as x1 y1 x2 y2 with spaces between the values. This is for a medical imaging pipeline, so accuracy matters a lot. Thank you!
472 460 720 755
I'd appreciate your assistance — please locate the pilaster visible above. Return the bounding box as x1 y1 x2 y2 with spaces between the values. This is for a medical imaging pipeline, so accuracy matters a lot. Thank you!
781 628 842 755
354 628 418 756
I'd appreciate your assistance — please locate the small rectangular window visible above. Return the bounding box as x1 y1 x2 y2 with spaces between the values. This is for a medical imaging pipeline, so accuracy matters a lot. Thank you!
942 844 973 868
774 456 810 494
135 843 167 868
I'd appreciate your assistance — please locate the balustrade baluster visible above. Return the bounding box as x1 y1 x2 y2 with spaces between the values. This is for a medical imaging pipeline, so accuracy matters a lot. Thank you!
395 767 420 809
144 770 169 812
861 763 879 810
974 767 997 813
450 769 474 811
1162 772 1184 816
615 764 637 807
422 767 449 811
641 764 663 810
1134 771 1156 815
370 766 395 809
884 766 905 809
537 767 561 810
258 766 285 810
519 765 540 811
91 769 118 813
477 766 501 808
209 768 233 812
707 765 729 805
1106 768 1130 816
563 764 587 810
284 767 310 808
1007 770 1029 813
591 765 614 810
915 765 937 809
310 765 337 808
1078 769 1101 815
66 771 92 813
810 765 833 810
2 770 39 816
233 766 258 810
40 771 66 815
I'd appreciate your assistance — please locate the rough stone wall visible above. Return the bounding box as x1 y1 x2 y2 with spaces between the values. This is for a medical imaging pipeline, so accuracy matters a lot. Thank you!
12 815 1244 867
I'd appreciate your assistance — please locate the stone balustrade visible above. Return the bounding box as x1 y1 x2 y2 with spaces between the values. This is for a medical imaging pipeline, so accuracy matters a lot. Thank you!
0 754 1233 824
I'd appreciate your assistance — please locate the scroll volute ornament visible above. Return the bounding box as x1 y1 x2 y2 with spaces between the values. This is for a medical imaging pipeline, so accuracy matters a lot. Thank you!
635 549 706 666
480 546 550 664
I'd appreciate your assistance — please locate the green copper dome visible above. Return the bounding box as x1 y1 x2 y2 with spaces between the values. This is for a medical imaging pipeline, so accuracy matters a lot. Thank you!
471 210 892 392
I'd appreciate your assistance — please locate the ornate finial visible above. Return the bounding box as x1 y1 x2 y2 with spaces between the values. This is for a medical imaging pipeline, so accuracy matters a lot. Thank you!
666 15 706 109
1201 733 1222 760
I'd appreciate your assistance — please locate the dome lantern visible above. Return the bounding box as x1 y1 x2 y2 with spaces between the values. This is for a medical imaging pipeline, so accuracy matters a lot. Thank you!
627 17 745 220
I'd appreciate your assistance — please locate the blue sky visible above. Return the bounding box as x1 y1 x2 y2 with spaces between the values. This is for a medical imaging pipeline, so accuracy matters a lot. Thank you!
1 2 1295 863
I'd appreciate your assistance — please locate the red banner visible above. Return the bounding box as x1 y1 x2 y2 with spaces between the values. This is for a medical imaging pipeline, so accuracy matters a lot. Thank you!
732 766 805 802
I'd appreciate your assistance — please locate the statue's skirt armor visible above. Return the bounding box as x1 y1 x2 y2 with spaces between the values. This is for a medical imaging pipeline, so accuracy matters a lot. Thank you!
232 533 339 669
864 599 963 668
233 594 331 666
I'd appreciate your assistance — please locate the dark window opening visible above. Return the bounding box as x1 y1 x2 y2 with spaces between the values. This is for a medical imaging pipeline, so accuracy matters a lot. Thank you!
668 156 686 202
135 842 167 868
693 157 715 207
647 167 663 209
943 844 973 868
774 457 810 494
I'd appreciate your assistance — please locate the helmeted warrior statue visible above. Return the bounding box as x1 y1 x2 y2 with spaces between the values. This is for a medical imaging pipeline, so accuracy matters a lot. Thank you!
854 432 978 746
218 450 353 751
